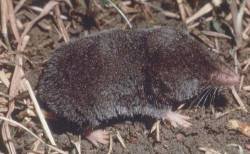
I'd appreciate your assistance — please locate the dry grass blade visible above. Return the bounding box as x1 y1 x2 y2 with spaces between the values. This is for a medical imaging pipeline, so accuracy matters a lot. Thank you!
0 39 8 50
23 79 56 146
0 116 67 154
24 11 52 31
1 116 16 154
176 0 186 21
3 50 24 154
201 30 232 39
107 134 113 154
188 16 213 29
150 121 157 133
235 1 246 45
1 0 11 50
14 0 27 13
54 5 70 43
230 0 246 46
28 5 67 20
156 120 160 142
71 136 81 154
150 120 161 142
2 27 30 153
107 0 132 28
186 0 223 24
140 0 180 19
150 120 160 141
21 0 59 39
9 62 23 97
116 131 126 148
6 0 20 42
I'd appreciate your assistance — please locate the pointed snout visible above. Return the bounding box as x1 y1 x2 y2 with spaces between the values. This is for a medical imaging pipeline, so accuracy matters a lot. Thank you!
211 67 240 86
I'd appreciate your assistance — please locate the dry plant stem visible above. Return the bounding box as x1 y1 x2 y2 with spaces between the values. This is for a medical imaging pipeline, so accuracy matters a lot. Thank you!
185 0 223 24
116 131 126 148
0 116 67 154
156 120 160 142
0 39 8 50
2 55 24 154
229 0 245 46
214 38 220 52
235 1 246 45
71 136 81 154
1 102 16 154
1 0 11 50
107 0 133 28
23 79 57 146
231 86 247 112
183 0 193 16
28 6 67 20
31 134 42 152
54 5 70 43
14 0 26 13
242 24 250 40
20 1 59 39
6 0 20 42
2 35 29 154
201 30 232 39
150 120 160 141
188 17 213 29
140 0 180 19
242 58 250 71
239 75 244 90
24 12 52 31
107 135 113 154
176 0 186 21
191 30 215 48
122 14 137 29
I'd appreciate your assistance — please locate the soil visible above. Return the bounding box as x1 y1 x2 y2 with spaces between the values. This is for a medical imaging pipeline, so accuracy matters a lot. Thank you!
0 0 250 154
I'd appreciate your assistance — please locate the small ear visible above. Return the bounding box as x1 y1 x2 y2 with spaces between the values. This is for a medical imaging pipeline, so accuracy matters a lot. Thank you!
210 67 240 86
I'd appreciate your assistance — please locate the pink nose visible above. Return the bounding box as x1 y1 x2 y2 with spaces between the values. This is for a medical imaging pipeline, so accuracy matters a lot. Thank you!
211 68 240 86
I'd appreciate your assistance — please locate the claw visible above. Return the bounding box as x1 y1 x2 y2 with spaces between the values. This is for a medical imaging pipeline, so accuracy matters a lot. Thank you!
86 129 110 147
162 110 192 128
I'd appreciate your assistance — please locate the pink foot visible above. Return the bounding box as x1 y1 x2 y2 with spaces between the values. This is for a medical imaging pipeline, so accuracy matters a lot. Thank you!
163 110 192 128
85 129 110 147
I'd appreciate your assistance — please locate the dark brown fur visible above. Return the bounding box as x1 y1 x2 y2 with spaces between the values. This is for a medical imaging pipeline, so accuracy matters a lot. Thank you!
37 27 237 132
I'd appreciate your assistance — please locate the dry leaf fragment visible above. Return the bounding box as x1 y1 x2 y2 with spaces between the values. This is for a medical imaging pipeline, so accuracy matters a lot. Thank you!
227 119 250 137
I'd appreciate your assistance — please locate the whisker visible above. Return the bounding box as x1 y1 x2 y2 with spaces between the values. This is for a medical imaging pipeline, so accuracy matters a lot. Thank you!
200 87 213 109
210 88 219 114
195 87 212 108
188 86 210 109
211 87 219 107
200 87 214 114
204 87 217 107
